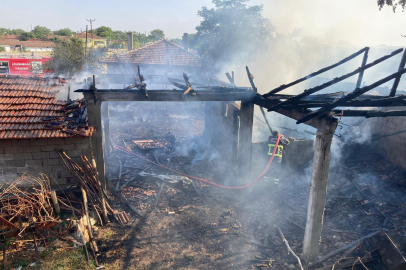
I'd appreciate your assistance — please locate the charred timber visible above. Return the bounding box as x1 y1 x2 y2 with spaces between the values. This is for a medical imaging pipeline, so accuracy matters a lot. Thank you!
390 49 406 97
263 47 369 97
281 95 406 109
77 89 254 102
332 109 406 117
252 94 338 130
355 48 369 88
267 48 403 111
297 67 406 124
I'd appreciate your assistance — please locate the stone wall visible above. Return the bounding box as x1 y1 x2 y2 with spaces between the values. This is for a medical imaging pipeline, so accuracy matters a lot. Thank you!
0 137 92 185
369 112 406 169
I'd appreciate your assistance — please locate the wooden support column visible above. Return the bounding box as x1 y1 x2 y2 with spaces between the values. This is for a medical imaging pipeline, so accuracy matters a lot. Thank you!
86 97 106 189
102 102 112 154
303 124 337 261
238 101 254 180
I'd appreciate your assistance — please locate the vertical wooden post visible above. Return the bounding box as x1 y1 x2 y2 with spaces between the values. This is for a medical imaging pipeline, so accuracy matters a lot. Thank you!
102 101 112 154
238 101 254 180
85 97 106 189
303 124 336 260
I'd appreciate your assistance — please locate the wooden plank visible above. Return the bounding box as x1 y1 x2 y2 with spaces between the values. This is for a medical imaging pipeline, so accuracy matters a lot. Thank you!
263 47 369 97
355 48 369 88
79 89 253 102
253 95 337 130
390 49 406 97
268 48 403 112
297 67 406 124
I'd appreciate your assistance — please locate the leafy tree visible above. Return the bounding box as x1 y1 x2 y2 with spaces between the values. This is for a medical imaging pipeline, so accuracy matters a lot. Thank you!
50 37 107 76
0 47 6 52
96 26 113 39
21 32 36 41
149 29 165 41
10 29 25 35
112 30 127 41
170 38 182 45
32 25 51 39
0 28 8 36
133 32 152 48
193 0 273 71
378 0 406 11
50 36 62 43
54 28 74 36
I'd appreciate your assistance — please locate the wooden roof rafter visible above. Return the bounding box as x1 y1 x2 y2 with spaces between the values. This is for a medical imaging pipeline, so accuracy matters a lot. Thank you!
256 47 406 125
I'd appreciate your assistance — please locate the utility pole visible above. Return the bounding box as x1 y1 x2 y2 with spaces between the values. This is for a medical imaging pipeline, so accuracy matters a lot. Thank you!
85 25 88 57
86 18 96 42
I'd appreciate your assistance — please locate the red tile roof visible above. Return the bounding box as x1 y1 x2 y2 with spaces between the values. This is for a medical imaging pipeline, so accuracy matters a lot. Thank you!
0 38 55 48
102 39 202 66
0 75 93 140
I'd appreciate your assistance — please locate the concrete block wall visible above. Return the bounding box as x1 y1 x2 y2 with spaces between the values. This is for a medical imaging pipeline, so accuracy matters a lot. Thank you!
0 137 92 185
369 109 406 169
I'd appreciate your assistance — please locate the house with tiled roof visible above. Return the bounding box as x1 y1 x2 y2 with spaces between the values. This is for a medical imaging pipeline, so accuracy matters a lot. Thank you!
0 75 94 184
102 39 202 76
76 32 107 48
0 37 55 52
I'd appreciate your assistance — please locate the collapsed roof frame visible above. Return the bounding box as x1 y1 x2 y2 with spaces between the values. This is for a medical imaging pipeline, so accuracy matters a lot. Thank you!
77 46 406 263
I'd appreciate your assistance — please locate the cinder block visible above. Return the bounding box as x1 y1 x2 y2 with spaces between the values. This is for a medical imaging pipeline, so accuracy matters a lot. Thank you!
16 167 30 174
11 140 30 147
3 167 17 175
5 147 23 153
29 139 48 146
64 137 83 145
54 177 67 185
0 147 5 154
48 138 65 145
75 143 89 150
0 161 7 168
0 140 12 147
49 151 60 159
32 152 49 160
40 145 58 152
82 149 91 157
66 150 83 158
60 171 73 178
56 144 74 151
51 165 68 172
25 160 43 166
14 153 33 161
49 172 61 179
29 166 52 173
42 159 59 166
6 160 25 167
22 146 41 153
0 154 14 160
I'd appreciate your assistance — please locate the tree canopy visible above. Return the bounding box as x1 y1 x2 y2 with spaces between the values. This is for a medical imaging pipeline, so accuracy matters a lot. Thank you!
149 29 165 41
96 26 113 38
50 37 107 76
32 25 51 39
54 28 74 36
193 0 273 71
378 0 406 11
21 32 36 41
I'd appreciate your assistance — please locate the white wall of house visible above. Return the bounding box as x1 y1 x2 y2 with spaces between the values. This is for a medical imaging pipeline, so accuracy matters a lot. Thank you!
0 45 11 52
25 47 54 52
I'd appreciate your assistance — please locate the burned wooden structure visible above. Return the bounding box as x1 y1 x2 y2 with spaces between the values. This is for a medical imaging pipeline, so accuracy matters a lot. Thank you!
76 45 406 264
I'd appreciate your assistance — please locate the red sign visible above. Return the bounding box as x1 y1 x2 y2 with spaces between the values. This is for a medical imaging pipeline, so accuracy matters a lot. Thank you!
0 57 53 76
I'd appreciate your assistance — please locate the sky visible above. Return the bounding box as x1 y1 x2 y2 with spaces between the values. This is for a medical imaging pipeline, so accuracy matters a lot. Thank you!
1 0 405 46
